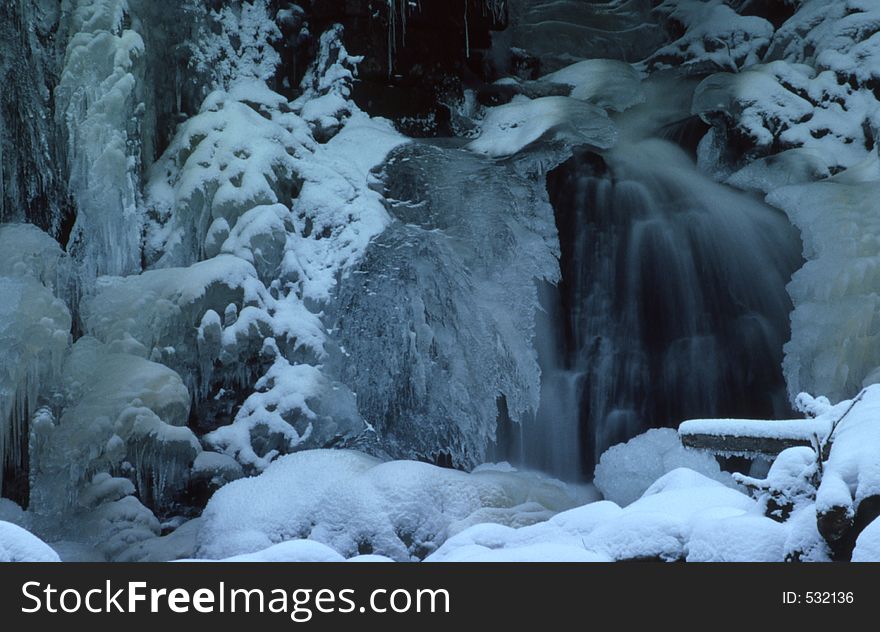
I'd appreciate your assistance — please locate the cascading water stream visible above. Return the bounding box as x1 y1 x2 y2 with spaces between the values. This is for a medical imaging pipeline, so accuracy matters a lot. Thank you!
519 130 803 478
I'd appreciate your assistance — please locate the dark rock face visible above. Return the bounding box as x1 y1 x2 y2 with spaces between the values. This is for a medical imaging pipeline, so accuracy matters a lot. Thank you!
290 0 506 135
819 495 880 561
0 0 72 238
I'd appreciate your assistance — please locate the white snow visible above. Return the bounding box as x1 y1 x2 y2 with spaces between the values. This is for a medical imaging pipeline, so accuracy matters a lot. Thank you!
680 417 831 442
218 540 346 563
694 61 877 171
686 514 787 562
815 386 880 513
196 449 593 561
429 469 757 562
0 521 61 562
852 517 880 562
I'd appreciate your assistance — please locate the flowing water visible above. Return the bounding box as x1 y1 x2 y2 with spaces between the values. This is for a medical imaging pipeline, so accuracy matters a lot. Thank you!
516 129 803 478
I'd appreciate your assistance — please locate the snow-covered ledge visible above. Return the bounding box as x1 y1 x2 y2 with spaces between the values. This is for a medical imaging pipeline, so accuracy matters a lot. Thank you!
679 417 830 457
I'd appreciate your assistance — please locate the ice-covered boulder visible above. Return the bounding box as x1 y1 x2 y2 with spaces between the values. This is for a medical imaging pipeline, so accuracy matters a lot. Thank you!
196 449 592 561
594 428 733 506
81 255 278 399
541 59 645 112
70 475 163 562
468 96 618 157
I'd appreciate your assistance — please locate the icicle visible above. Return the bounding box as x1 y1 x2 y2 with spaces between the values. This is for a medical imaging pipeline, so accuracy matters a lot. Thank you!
464 0 470 59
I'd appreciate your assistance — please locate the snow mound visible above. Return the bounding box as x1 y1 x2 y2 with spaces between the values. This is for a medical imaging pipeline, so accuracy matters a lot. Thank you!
594 428 733 506
220 540 345 563
429 470 757 562
853 517 880 562
0 521 60 562
686 515 787 562
0 224 71 295
196 449 592 561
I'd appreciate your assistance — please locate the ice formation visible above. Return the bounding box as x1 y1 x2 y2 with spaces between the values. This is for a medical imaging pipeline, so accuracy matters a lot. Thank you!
331 140 565 466
542 59 646 112
0 225 71 497
768 175 880 402
593 428 733 506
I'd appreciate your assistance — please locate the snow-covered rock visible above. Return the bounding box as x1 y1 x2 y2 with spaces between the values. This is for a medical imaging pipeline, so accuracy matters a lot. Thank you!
648 0 774 71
